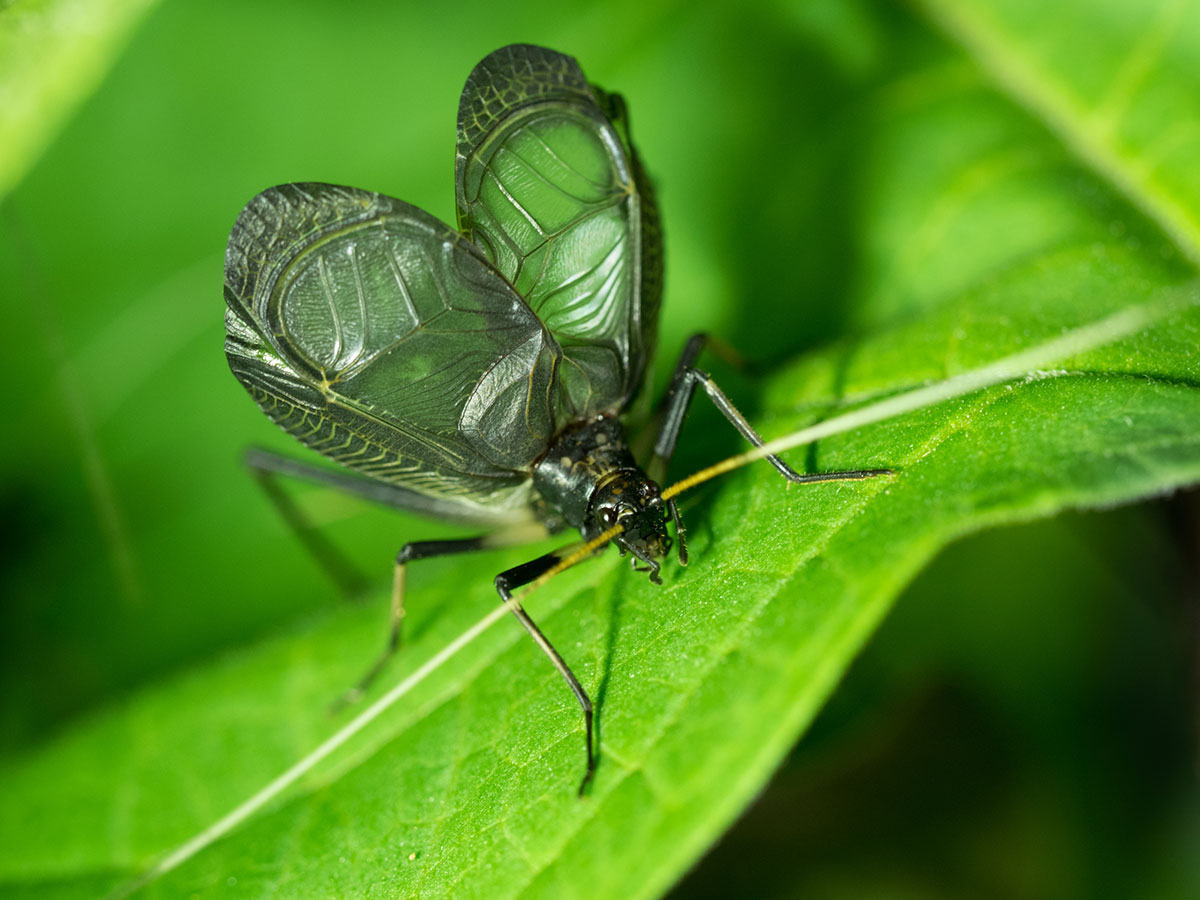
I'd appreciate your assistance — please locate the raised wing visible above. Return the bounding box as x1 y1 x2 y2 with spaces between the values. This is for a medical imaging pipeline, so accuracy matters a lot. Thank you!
224 183 563 523
455 44 662 420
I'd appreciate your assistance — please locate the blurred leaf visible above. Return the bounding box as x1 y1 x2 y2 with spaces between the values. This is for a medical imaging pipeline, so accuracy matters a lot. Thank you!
919 0 1200 268
0 0 161 201
1 0 1199 898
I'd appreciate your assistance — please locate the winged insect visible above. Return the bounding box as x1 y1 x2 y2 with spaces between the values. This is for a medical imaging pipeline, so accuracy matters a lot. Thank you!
224 44 889 792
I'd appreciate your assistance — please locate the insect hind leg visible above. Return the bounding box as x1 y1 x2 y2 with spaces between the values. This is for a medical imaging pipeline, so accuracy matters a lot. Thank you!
245 447 371 600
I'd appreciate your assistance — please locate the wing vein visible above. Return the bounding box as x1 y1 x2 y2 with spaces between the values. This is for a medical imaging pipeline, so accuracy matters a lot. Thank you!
317 253 342 368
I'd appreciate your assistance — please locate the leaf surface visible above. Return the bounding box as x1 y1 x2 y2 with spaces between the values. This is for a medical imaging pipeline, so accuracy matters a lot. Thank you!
2 1 1199 899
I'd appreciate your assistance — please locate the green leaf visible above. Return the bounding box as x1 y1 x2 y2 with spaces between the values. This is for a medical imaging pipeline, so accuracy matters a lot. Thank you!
0 0 161 202
2 1 1199 899
3 297 1195 900
916 0 1200 269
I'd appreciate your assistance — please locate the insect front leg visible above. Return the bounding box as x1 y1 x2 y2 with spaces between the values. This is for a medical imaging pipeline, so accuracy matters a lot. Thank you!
493 544 599 796
649 334 892 562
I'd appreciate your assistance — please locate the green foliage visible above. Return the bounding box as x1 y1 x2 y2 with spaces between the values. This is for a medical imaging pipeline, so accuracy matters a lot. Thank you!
1 1 1197 899
0 0 162 202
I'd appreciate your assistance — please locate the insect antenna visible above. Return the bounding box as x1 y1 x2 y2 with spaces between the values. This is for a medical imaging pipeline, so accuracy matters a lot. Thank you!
661 451 768 502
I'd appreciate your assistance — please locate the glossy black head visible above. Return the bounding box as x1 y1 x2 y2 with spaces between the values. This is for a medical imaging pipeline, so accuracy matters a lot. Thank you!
585 471 671 583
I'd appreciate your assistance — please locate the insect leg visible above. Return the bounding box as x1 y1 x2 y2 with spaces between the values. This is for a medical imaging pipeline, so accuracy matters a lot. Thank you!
493 545 599 796
335 524 552 711
247 447 536 597
650 335 892 485
245 447 371 599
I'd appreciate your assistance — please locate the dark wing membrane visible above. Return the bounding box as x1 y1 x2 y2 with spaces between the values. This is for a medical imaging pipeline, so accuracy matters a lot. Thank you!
455 44 663 419
224 183 564 524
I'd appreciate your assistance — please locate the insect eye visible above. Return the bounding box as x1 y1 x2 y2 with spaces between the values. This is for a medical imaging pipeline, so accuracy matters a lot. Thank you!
599 507 616 526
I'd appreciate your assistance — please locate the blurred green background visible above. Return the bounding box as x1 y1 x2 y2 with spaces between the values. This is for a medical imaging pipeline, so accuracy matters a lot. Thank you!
1 0 1196 897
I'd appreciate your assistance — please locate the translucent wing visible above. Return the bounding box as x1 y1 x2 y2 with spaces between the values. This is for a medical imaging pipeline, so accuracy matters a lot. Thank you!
455 44 663 420
224 183 564 523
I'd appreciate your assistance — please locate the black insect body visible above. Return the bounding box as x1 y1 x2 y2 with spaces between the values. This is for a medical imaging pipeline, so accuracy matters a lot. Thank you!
534 416 671 574
224 44 888 792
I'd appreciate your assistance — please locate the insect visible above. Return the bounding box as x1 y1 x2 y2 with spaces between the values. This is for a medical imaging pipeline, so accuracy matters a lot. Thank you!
223 44 889 793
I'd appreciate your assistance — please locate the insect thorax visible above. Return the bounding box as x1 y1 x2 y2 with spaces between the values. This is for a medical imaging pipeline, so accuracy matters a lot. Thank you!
532 416 659 540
